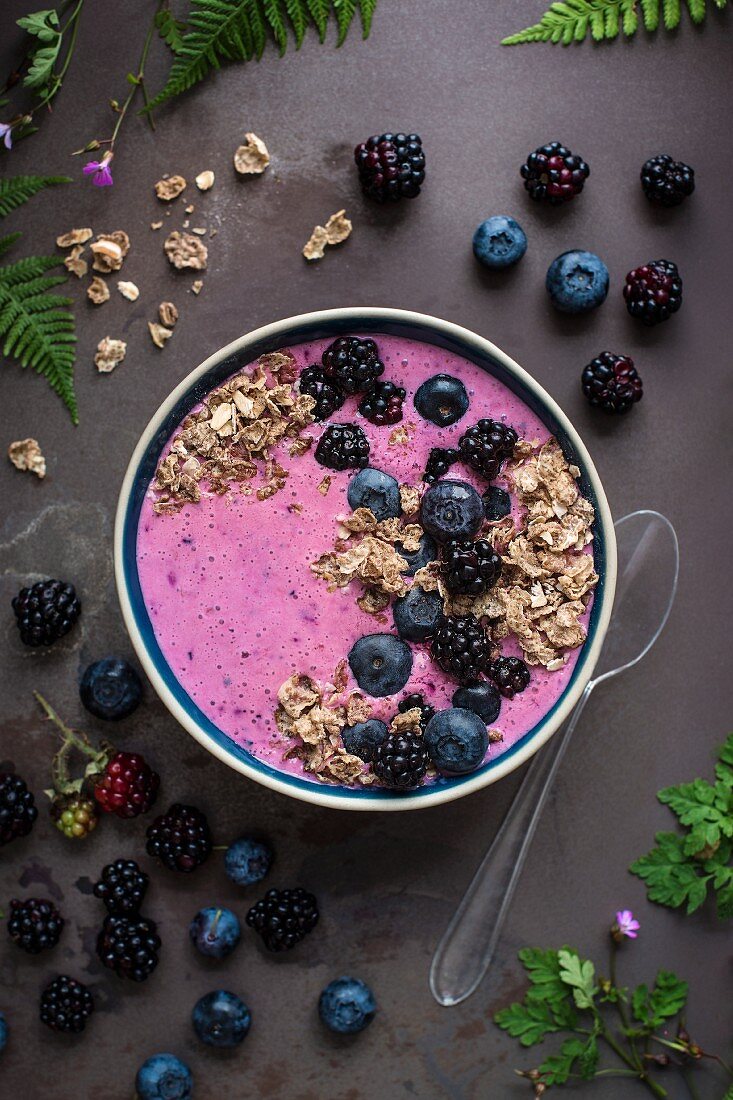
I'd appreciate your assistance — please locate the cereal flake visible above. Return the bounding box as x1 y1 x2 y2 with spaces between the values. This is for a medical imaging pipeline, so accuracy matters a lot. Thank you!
8 437 45 478
164 231 207 271
233 133 270 175
155 175 186 201
94 337 126 373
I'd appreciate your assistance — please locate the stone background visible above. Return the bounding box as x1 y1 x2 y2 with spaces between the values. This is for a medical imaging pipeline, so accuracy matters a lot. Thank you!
1 2 731 1096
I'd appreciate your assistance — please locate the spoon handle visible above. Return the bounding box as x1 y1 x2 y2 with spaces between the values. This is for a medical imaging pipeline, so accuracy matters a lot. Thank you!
429 681 595 1007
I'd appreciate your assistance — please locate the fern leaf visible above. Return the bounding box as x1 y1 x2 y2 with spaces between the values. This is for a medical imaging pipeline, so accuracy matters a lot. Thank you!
640 0 661 28
621 0 639 33
155 8 187 52
0 233 22 258
664 0 682 26
359 0 377 35
686 0 707 20
0 249 77 422
18 9 62 90
146 0 376 111
0 176 71 220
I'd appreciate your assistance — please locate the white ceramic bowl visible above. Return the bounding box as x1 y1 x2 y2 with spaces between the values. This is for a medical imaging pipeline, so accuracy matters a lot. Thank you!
115 308 616 811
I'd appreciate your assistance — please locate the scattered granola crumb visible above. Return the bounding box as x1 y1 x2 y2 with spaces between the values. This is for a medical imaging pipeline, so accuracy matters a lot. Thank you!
56 228 92 248
191 280 203 294
317 475 332 496
158 301 178 327
155 175 186 201
233 132 270 175
64 245 87 278
302 210 352 262
389 423 413 447
182 219 190 229
117 280 139 301
184 204 194 214
191 227 207 236
399 484 421 516
488 729 504 744
275 674 369 786
302 224 329 262
150 221 163 230
195 170 215 191
8 438 45 478
164 231 207 270
87 276 109 305
94 336 127 374
148 322 173 348
91 232 129 273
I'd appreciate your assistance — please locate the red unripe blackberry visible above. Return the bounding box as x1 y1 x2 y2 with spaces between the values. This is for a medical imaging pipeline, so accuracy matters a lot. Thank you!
354 132 425 203
358 380 406 426
521 141 589 204
93 751 160 819
623 259 682 326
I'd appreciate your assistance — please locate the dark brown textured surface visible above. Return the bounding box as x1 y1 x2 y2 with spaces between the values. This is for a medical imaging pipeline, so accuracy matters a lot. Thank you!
1 3 732 1097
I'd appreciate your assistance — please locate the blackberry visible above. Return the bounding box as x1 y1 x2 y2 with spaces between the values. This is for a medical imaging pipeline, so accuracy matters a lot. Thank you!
358 380 406 426
246 887 319 952
93 858 149 915
623 259 682 326
458 419 518 481
372 730 430 789
0 772 37 846
97 914 160 981
7 898 64 954
315 423 370 472
520 141 589 204
354 131 425 203
442 538 502 596
299 365 345 422
581 352 643 415
423 446 459 484
145 803 212 873
398 693 436 731
431 614 493 684
40 975 94 1034
640 154 695 207
490 655 531 699
51 793 98 840
321 336 384 394
12 578 81 647
93 751 160 819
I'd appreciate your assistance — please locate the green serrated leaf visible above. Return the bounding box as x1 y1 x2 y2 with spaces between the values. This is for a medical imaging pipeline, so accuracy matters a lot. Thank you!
715 733 733 785
717 879 733 919
0 233 23 258
631 832 711 913
503 0 729 45
16 9 59 41
663 0 682 26
632 970 688 1029
19 9 62 90
155 8 188 52
0 176 70 220
0 247 77 421
558 948 596 1009
687 0 707 20
537 1037 587 1085
519 947 571 1011
494 998 568 1047
146 0 377 110
641 0 661 28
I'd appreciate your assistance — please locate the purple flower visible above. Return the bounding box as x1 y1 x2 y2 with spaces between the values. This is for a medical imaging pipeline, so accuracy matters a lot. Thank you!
0 123 13 151
83 152 113 187
613 910 640 941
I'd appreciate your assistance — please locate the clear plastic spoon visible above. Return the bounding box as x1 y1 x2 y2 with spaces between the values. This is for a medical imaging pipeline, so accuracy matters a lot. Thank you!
429 510 679 1007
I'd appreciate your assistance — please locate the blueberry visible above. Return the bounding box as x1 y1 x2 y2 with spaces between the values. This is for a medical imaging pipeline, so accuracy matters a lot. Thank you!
424 708 489 775
192 990 251 1048
414 374 469 427
420 480 484 543
347 467 400 521
135 1054 193 1100
395 531 437 575
392 586 444 642
189 906 241 959
0 1011 7 1055
348 634 413 697
452 681 501 724
342 719 388 762
483 485 511 522
546 250 609 314
473 215 527 269
79 657 142 720
318 977 376 1035
224 836 273 887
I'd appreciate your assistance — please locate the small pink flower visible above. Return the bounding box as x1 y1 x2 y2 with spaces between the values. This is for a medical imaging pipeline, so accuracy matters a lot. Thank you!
0 122 13 151
613 909 640 940
83 151 113 187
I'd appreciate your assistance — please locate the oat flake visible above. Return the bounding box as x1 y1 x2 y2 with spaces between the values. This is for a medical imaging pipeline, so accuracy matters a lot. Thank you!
8 438 46 478
233 133 270 175
87 276 110 305
95 337 127 373
164 231 207 271
155 176 186 201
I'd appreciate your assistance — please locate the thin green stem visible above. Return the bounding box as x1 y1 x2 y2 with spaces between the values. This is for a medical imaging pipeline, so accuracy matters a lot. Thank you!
681 1069 701 1100
33 0 85 114
107 1 162 149
34 692 96 758
609 942 640 1066
600 1024 667 1099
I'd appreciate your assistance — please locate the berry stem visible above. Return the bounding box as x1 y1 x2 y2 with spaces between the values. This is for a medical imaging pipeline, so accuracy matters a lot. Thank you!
35 692 97 757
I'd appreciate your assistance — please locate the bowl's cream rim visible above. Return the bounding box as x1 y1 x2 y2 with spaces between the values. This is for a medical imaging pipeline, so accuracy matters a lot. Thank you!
114 307 617 812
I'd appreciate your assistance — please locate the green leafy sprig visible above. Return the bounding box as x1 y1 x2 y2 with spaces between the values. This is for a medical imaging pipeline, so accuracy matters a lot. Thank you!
502 0 730 47
146 0 378 111
495 929 732 1097
0 174 77 422
630 734 733 919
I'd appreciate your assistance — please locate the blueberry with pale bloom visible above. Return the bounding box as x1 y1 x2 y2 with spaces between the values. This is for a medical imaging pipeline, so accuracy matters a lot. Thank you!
83 152 114 187
612 909 640 942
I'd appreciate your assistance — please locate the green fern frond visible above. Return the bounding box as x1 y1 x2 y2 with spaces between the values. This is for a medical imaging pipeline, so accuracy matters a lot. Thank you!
0 244 77 422
156 8 188 52
146 0 377 110
502 0 730 45
0 176 71 220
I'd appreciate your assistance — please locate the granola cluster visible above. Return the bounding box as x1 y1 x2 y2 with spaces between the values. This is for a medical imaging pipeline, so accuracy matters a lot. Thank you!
275 673 376 785
151 351 316 515
310 505 425 617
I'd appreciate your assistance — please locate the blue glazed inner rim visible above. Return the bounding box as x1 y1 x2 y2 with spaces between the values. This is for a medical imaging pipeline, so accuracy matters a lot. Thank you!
121 315 607 801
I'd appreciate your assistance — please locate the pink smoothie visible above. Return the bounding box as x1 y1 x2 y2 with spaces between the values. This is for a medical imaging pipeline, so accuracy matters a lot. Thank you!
136 335 593 786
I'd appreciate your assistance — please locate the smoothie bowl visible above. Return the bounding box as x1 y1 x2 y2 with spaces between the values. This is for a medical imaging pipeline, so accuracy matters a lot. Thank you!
115 308 616 811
